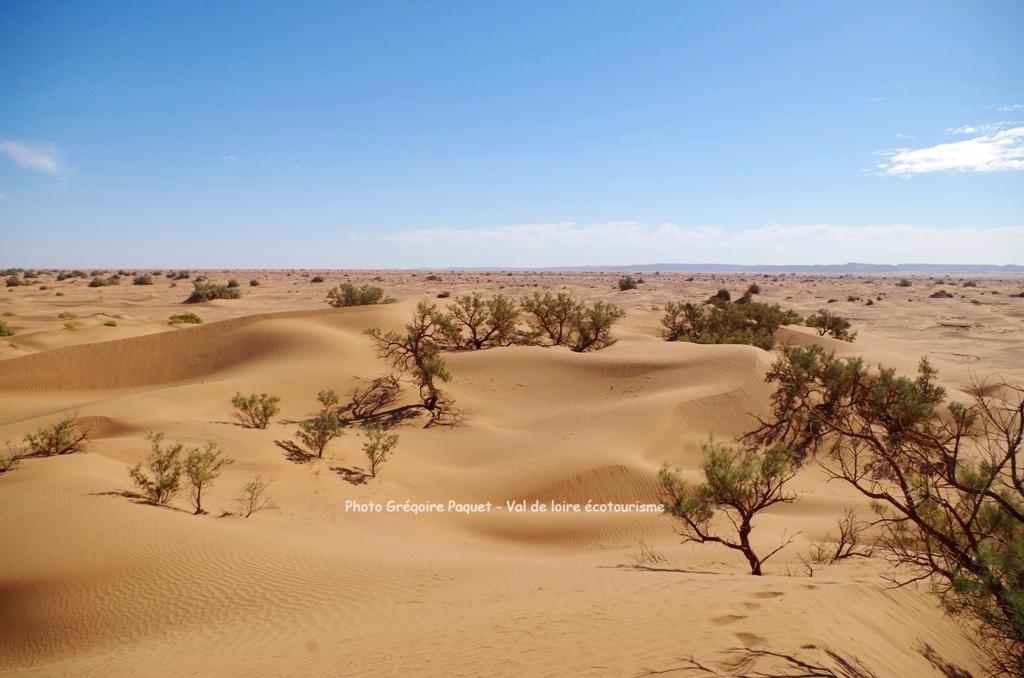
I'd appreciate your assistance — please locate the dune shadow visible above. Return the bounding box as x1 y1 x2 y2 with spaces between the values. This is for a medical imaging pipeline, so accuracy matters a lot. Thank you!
90 489 189 512
329 465 370 485
639 646 879 677
919 643 975 678
602 564 719 576
274 439 315 464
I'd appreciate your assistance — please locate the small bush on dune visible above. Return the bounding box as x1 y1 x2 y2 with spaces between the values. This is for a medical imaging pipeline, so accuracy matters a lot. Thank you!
237 475 276 518
311 275 325 283
227 279 240 288
0 448 20 474
618 275 640 291
520 292 625 352
184 443 232 515
897 278 913 287
805 308 856 341
659 440 798 575
88 275 120 287
23 414 89 456
168 312 203 325
445 293 520 350
326 283 389 307
296 390 343 458
661 300 799 350
0 319 13 336
249 279 260 286
363 426 400 477
5 275 28 287
185 280 241 303
129 433 184 504
133 274 154 286
231 392 280 429
172 270 191 280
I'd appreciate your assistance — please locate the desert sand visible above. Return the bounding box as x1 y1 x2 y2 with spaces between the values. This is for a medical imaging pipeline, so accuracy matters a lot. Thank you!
2 270 1023 677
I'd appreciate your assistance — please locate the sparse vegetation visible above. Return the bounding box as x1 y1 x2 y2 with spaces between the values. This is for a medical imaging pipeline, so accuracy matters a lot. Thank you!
5 275 28 287
133 274 154 285
310 275 325 283
0 320 13 337
326 283 390 307
363 426 400 477
237 476 276 518
366 301 456 422
618 275 639 291
804 308 857 341
23 414 89 457
249 279 260 286
129 433 184 505
184 443 232 514
520 292 625 352
897 278 913 287
659 440 798 575
661 301 800 350
745 344 1024 674
231 392 281 429
168 312 203 325
445 293 519 350
186 280 241 303
88 275 121 287
295 390 343 457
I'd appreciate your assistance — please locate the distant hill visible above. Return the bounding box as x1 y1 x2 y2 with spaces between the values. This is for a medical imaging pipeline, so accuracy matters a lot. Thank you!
530 263 1024 274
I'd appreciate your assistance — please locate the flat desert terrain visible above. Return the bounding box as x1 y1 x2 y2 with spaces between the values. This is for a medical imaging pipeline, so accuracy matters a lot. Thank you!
2 270 1023 678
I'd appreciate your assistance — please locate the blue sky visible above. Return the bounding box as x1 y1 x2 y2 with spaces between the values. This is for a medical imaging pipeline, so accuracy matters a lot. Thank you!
1 1 1022 267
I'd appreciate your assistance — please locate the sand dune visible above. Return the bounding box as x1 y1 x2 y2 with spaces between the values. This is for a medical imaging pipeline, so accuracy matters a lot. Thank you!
3 271 1020 677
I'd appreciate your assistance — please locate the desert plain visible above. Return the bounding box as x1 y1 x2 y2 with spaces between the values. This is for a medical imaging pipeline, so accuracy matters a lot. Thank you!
1 269 1023 678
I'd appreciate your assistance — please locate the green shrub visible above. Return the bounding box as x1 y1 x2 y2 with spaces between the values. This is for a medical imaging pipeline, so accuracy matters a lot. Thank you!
296 390 343 458
184 443 232 514
5 275 27 287
660 440 797 575
326 283 389 307
129 433 184 504
169 312 203 325
363 426 400 477
805 309 856 341
618 275 639 291
231 392 281 429
445 293 519 350
133 274 154 286
227 279 240 288
88 275 120 287
661 301 800 350
103 320 117 327
23 414 89 456
520 292 625 352
185 281 241 303
0 320 13 337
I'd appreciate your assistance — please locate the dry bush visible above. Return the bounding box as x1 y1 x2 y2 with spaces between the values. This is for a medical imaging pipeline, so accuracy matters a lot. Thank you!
237 475 276 518
231 392 280 429
23 414 89 457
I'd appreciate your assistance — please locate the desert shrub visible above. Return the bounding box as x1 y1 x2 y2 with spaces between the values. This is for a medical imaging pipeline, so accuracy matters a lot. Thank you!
0 449 19 474
436 291 451 298
0 320 13 336
227 279 240 288
103 320 117 327
128 433 184 505
184 443 232 515
964 280 979 287
57 311 76 320
185 280 241 303
296 390 343 458
249 279 260 286
5 275 27 287
231 392 280 429
172 270 191 280
744 345 1024 674
804 309 856 341
707 288 731 308
659 440 797 575
88 275 120 287
133 274 154 286
568 300 625 352
63 321 76 331
445 293 519 350
661 301 799 350
56 270 87 281
363 426 400 477
366 301 455 421
746 283 761 295
930 289 954 298
237 475 276 518
618 275 639 291
168 312 203 325
801 508 875 568
520 292 625 352
23 414 89 456
897 278 913 287
326 283 389 307
310 275 325 283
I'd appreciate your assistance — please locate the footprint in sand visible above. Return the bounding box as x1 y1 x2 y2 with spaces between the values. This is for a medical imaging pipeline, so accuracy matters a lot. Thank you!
734 632 766 645
751 591 784 599
710 614 746 626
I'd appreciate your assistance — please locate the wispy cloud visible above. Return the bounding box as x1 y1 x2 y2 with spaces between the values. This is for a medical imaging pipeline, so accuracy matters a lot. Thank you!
996 103 1024 112
380 222 1024 267
878 126 1024 175
0 140 62 175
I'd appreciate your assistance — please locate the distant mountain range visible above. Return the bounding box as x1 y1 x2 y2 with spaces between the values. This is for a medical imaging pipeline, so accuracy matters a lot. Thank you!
528 263 1024 274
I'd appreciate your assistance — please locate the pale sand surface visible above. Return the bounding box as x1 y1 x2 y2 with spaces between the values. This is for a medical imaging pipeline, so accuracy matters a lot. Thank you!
2 270 1022 677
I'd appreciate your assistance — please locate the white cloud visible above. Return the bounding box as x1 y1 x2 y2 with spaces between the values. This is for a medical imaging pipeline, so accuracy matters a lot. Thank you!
377 222 1024 267
996 103 1024 112
878 126 1024 175
945 125 978 135
0 140 61 175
